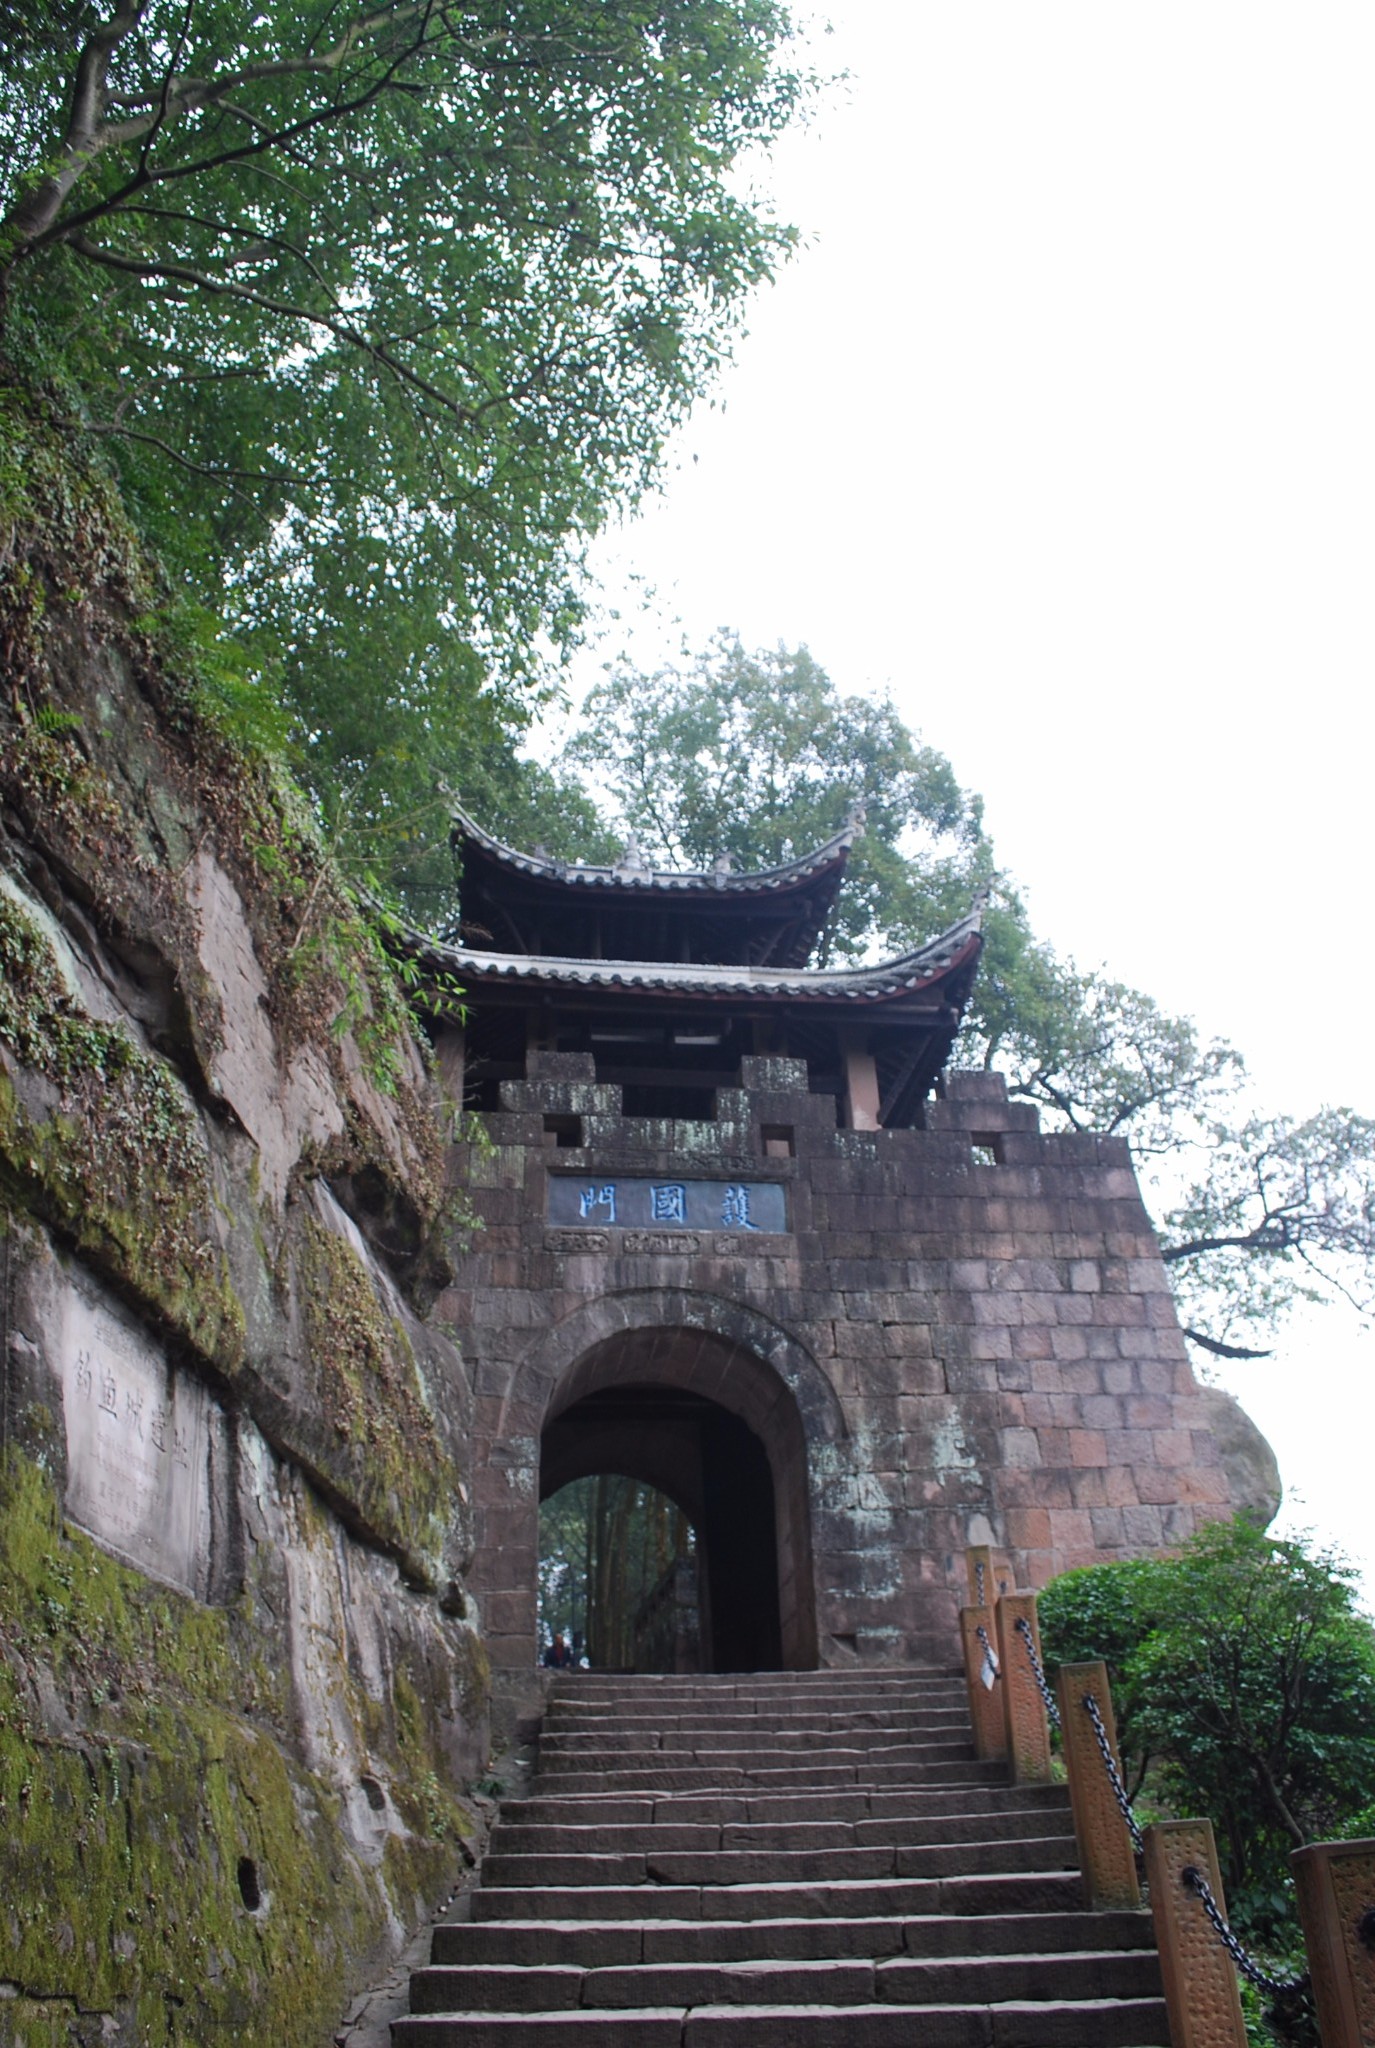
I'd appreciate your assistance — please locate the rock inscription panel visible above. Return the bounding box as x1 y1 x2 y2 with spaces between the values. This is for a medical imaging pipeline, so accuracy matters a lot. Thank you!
58 1280 211 1595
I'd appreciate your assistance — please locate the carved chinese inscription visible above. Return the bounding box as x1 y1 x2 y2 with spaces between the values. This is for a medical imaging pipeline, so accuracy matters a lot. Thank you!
58 1277 211 1595
548 1176 786 1234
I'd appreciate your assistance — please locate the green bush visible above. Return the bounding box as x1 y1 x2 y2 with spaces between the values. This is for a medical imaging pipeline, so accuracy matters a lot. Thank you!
1038 1519 1375 1946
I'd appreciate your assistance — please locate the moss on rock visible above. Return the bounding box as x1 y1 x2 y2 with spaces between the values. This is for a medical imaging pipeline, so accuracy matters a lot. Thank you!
296 1213 458 1574
0 894 245 1370
0 1450 474 2048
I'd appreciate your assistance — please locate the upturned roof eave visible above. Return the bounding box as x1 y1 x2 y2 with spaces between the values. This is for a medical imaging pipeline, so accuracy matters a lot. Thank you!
404 909 983 1009
449 802 862 903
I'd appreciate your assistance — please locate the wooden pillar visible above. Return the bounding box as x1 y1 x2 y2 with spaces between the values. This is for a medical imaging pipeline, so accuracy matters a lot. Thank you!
1144 1819 1247 2047
1292 1837 1375 2048
1056 1660 1139 1910
841 1034 881 1131
960 1604 1006 1761
997 1590 1054 1784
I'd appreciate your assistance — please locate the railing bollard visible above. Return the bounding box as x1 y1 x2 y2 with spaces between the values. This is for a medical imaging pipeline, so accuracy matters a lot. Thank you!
965 1543 993 1609
1144 1819 1248 2047
1056 1660 1139 1910
959 1603 1007 1762
1291 1836 1375 2047
996 1590 1054 1783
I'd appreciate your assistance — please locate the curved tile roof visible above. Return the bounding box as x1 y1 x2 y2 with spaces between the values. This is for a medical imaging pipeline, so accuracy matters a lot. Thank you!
450 803 864 898
411 907 982 1005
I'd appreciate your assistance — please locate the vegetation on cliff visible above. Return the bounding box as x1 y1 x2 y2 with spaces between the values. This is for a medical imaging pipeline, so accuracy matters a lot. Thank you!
0 0 813 898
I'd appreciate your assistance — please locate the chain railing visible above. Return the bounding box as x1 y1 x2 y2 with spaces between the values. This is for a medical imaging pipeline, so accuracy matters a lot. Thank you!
1180 1864 1310 1996
1013 1613 1059 1728
959 1549 1375 2047
1081 1689 1144 1855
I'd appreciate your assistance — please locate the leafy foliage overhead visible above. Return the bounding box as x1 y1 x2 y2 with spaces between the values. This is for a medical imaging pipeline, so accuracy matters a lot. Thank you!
566 636 985 964
0 0 810 886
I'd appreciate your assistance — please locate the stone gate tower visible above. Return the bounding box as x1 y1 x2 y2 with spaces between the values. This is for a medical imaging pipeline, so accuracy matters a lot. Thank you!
410 811 1264 1691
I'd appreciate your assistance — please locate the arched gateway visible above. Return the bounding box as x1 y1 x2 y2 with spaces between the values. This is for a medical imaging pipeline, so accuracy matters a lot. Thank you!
410 808 1255 1725
493 1290 848 1672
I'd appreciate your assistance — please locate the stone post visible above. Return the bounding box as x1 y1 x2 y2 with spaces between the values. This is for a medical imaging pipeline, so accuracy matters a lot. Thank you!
1144 1819 1247 2047
996 1590 1054 1784
1056 1660 1139 1910
959 1604 1007 1761
1292 1837 1375 2048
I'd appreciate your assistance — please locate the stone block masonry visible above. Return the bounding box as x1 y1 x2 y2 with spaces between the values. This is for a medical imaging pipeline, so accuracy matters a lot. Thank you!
444 1055 1261 1678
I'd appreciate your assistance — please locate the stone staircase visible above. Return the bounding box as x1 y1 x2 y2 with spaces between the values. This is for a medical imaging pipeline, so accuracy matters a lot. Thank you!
392 1670 1168 2045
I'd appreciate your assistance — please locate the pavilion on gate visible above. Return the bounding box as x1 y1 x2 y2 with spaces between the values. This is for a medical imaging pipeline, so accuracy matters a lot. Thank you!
433 804 984 1134
402 807 1265 1696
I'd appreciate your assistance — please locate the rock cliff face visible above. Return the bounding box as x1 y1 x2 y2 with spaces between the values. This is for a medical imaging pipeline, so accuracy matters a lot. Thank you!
0 406 484 2046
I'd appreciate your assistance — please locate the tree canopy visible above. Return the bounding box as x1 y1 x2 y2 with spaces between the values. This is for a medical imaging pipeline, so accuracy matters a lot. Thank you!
549 635 1375 1360
0 0 810 887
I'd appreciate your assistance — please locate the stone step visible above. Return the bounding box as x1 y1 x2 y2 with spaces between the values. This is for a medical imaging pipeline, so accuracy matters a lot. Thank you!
546 1691 970 1712
532 1757 1009 1793
469 1871 1091 1924
392 2000 1171 2045
490 1809 1073 1856
395 1669 1165 2048
409 1946 1163 2015
539 1726 973 1753
479 1836 1079 1890
433 1908 1155 1968
499 1785 1071 1826
545 1671 959 1687
541 1714 972 1739
541 1724 975 1747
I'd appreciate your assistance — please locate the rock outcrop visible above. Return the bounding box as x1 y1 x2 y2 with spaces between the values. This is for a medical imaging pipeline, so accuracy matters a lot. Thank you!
0 398 484 2046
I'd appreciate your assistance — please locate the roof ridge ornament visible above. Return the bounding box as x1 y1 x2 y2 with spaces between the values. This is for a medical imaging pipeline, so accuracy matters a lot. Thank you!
616 831 651 876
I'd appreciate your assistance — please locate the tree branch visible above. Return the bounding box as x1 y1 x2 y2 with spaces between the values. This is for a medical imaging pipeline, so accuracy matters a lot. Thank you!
1161 1219 1300 1263
65 232 478 424
1181 1326 1273 1361
3 0 448 268
2 0 149 251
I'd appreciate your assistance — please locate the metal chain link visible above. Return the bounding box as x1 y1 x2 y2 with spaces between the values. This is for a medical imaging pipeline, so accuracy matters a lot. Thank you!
1013 1616 1061 1728
1180 1865 1311 1996
1081 1692 1144 1853
974 1622 1000 1682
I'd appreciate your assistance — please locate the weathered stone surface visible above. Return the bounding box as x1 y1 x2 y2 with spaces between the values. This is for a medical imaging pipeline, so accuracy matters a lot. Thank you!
450 1061 1264 1689
1194 1383 1283 1525
0 475 485 2048
42 1254 218 1597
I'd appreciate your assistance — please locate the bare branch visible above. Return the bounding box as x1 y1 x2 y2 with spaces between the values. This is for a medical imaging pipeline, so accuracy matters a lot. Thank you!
1181 1327 1274 1361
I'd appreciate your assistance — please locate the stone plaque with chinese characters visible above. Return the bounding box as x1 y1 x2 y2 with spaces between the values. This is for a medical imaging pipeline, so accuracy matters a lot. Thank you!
58 1279 212 1595
547 1176 786 1234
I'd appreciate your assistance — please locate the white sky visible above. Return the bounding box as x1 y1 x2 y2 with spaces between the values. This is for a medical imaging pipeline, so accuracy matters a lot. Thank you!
561 3 1374 1598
